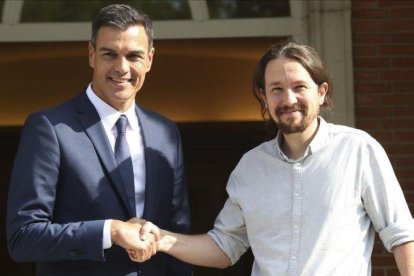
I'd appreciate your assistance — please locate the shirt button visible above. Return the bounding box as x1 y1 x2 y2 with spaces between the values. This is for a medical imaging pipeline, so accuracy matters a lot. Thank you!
294 224 298 229
292 256 297 260
294 192 299 197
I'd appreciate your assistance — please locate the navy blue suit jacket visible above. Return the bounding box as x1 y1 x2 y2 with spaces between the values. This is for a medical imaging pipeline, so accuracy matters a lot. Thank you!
7 91 192 276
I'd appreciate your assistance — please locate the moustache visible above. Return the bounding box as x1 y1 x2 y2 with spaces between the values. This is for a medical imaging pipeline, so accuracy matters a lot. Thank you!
275 103 307 116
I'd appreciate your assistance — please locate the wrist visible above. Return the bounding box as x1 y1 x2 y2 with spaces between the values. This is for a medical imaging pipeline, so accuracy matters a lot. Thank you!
110 219 123 245
157 229 176 252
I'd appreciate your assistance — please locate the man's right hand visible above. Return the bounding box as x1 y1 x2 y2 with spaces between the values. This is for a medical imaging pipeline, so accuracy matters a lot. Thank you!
125 220 163 262
139 220 161 244
110 219 156 262
127 220 232 268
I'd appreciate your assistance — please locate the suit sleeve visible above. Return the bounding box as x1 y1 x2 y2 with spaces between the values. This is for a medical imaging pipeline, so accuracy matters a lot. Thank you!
167 124 192 275
6 113 105 262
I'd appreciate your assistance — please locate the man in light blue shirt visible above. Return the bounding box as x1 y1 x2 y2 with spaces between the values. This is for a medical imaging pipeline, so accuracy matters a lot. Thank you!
131 41 414 275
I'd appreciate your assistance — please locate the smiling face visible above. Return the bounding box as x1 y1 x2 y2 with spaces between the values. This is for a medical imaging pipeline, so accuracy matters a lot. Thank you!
263 57 328 135
88 25 154 111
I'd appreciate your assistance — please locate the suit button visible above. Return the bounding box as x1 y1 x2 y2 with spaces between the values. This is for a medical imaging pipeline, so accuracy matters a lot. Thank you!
70 249 85 257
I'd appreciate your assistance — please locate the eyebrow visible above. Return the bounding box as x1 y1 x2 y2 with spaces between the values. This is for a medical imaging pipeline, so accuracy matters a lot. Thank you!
267 80 309 86
98 47 115 52
98 47 146 55
267 81 282 86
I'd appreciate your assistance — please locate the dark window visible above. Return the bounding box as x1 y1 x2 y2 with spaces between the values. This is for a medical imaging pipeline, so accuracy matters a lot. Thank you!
207 0 291 19
20 0 191 23
0 0 4 18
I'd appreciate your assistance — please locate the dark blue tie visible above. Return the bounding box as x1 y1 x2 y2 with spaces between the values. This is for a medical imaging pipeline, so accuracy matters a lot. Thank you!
115 115 135 215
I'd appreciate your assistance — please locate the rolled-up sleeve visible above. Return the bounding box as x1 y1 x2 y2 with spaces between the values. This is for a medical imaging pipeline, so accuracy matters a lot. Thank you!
362 139 414 252
207 173 250 265
379 219 414 252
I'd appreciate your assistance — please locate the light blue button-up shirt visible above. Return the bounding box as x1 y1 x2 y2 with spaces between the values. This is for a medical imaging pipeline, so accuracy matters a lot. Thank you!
208 117 414 276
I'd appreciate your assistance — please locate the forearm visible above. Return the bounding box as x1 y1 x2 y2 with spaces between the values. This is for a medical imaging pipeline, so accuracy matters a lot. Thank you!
7 220 104 262
158 230 231 269
393 241 414 275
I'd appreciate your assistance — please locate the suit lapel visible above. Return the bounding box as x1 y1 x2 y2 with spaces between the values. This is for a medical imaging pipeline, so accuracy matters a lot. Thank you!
136 106 158 220
75 92 135 217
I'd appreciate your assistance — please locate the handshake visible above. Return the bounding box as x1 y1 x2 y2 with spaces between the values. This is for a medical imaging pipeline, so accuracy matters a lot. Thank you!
111 218 166 263
111 217 231 268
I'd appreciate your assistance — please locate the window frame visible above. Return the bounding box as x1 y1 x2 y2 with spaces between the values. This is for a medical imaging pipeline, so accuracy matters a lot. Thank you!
0 0 354 126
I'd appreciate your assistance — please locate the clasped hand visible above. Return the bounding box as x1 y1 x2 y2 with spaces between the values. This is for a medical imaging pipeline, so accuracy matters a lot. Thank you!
124 218 160 263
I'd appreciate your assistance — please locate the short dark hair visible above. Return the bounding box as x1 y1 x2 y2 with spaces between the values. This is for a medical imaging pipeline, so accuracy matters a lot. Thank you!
253 41 333 119
91 4 154 49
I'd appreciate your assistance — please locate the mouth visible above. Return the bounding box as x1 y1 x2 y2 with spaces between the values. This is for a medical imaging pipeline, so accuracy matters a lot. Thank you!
277 108 302 116
276 104 306 117
108 77 132 84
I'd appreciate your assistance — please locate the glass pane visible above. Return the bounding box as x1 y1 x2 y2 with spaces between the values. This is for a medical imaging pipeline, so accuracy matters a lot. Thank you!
20 0 191 23
207 0 291 19
0 0 4 18
139 0 191 20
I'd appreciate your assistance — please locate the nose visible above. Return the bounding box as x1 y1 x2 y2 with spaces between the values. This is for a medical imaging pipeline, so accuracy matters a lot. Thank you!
282 89 297 105
114 57 129 75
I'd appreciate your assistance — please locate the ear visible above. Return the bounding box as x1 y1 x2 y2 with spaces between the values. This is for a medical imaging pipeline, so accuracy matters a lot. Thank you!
88 42 95 69
146 47 155 72
318 82 328 105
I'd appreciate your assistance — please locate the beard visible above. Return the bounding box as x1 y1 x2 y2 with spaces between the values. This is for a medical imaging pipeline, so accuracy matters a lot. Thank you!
274 103 317 135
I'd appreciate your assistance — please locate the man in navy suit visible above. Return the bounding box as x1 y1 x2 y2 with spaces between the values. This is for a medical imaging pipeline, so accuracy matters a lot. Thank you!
6 4 191 276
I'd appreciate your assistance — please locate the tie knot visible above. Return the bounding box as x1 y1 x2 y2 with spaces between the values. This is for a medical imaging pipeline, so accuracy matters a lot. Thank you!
116 115 128 134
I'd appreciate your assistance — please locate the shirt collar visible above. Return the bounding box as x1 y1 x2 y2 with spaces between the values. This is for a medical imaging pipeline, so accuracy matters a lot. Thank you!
275 116 329 162
308 117 329 154
86 83 139 132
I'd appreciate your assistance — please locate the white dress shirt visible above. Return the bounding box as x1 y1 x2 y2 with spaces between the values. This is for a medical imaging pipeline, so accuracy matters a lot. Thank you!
86 84 146 249
208 117 414 276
